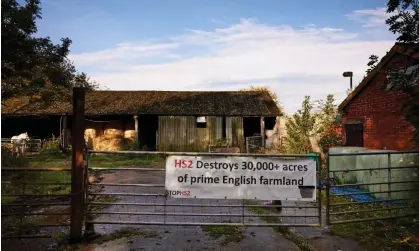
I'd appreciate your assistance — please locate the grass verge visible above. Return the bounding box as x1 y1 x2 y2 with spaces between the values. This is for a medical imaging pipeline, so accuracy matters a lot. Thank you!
49 227 159 251
201 222 245 245
2 157 71 205
88 153 164 168
244 200 316 251
90 227 159 244
320 190 419 250
2 152 164 205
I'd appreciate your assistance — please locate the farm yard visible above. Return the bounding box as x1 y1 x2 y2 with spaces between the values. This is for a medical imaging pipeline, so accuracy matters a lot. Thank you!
1 146 314 251
2 137 419 251
2 0 419 250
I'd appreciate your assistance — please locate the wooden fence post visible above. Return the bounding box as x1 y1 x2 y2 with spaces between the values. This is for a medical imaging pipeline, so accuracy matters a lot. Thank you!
70 87 85 242
134 115 139 150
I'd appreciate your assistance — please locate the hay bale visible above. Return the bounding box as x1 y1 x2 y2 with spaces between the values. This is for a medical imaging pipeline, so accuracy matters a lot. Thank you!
104 121 124 137
93 135 124 151
84 129 96 149
124 130 136 140
85 128 96 140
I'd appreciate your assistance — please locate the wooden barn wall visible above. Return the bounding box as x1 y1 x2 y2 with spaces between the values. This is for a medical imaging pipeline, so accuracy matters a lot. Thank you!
226 117 245 151
158 116 244 152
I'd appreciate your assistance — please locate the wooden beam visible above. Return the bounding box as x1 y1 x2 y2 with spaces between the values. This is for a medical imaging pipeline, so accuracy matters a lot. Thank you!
260 117 265 148
63 115 68 152
134 115 139 150
70 88 85 243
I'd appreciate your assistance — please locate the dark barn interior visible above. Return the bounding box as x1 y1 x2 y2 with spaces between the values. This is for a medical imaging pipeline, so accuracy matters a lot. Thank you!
265 117 276 130
1 116 65 139
243 117 261 137
138 115 158 150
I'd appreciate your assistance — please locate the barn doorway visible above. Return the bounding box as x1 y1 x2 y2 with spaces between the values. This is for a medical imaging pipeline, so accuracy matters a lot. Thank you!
243 117 261 137
1 115 61 139
345 123 364 147
138 115 158 150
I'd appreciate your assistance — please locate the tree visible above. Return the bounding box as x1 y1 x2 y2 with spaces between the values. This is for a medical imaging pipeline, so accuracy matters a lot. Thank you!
366 55 379 75
315 94 342 154
1 0 98 102
385 0 419 146
285 96 316 154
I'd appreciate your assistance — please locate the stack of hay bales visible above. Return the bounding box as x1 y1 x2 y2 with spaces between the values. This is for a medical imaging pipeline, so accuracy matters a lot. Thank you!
124 120 136 143
84 120 104 150
83 120 138 151
93 120 124 151
93 135 125 151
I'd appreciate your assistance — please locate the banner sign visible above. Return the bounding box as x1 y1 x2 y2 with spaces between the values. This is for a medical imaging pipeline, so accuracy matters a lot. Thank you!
165 155 317 201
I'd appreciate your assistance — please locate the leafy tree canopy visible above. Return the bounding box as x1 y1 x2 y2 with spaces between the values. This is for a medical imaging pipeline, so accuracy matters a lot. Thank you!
385 0 419 146
285 96 316 154
1 0 98 102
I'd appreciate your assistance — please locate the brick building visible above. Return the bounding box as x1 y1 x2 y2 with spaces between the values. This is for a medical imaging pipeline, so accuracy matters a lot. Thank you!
338 43 419 151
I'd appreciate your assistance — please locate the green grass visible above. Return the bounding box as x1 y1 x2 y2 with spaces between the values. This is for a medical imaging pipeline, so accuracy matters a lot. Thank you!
201 223 245 245
2 158 71 205
88 153 164 168
243 200 316 251
319 190 419 250
1 150 165 206
2 153 165 204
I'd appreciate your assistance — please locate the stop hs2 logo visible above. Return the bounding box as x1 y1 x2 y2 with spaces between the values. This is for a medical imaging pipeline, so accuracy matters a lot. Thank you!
167 190 191 196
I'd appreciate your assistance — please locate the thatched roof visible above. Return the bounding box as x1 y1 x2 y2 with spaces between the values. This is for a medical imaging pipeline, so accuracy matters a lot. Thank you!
1 90 281 117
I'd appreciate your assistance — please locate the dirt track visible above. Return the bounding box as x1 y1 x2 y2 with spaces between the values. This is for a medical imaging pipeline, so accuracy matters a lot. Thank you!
2 163 364 251
74 164 364 251
81 167 300 251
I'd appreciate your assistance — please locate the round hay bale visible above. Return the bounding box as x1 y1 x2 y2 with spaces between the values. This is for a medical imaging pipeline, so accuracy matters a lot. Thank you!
124 130 136 140
93 135 124 151
104 121 124 137
84 129 96 149
85 128 96 139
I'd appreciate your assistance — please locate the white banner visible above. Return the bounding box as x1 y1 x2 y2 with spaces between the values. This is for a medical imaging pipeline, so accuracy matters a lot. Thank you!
165 155 317 201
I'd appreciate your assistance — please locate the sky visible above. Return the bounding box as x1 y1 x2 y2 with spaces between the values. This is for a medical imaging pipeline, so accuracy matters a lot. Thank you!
36 0 397 114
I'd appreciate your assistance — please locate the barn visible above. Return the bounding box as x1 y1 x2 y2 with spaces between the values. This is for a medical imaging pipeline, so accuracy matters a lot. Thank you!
1 90 281 152
338 43 419 150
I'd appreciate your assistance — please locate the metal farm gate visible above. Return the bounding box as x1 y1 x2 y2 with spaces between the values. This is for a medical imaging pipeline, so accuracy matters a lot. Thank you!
325 150 419 225
84 150 323 234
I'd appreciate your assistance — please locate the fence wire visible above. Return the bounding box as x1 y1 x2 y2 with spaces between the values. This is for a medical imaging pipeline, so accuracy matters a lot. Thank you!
1 168 72 239
326 151 419 225
85 150 322 238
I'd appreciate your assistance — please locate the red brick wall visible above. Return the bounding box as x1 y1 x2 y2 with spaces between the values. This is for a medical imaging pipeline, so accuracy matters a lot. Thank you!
341 53 418 151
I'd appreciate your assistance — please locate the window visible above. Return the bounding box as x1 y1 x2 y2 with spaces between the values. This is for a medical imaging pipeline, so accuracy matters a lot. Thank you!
196 116 207 128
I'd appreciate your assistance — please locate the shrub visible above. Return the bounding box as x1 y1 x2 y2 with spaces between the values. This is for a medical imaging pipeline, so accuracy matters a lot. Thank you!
40 135 65 158
214 138 230 147
1 146 29 167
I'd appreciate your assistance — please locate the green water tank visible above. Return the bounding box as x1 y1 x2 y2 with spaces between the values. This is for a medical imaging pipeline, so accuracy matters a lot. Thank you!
307 152 319 167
